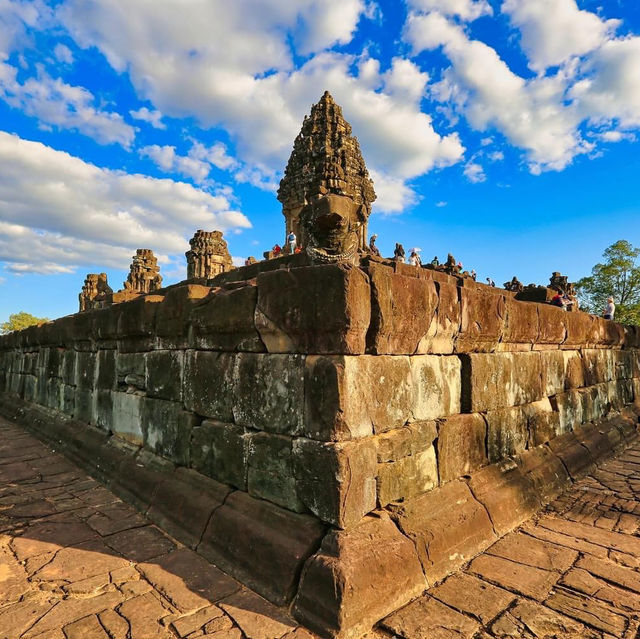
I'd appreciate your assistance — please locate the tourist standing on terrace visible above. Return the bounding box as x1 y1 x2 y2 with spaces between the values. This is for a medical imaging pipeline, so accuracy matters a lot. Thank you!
287 231 297 254
603 297 616 320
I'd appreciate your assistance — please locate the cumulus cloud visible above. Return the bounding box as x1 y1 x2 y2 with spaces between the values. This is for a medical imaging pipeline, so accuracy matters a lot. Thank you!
368 169 418 213
53 43 73 64
0 131 251 273
57 0 463 213
407 0 492 21
502 0 619 73
141 141 239 184
0 0 51 61
0 64 136 146
406 12 590 173
463 161 486 183
129 106 165 129
571 36 640 129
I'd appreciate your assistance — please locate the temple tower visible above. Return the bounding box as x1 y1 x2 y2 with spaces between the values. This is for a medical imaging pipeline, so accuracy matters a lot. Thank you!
277 91 376 251
185 230 233 279
78 273 112 312
123 249 162 294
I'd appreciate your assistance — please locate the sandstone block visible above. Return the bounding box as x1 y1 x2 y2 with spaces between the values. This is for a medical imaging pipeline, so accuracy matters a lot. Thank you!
564 312 595 346
116 352 146 390
503 298 539 344
95 349 116 391
256 264 371 354
148 467 231 549
410 355 461 420
304 355 411 441
366 263 437 354
116 295 163 337
516 446 570 505
247 431 305 512
145 350 183 401
437 413 488 481
524 397 560 446
547 432 595 479
389 481 497 583
142 398 197 466
456 287 506 352
112 392 145 446
75 351 96 390
537 303 567 344
156 284 211 347
294 437 377 528
485 406 528 463
375 421 437 462
190 420 249 490
191 284 264 352
232 353 305 435
184 350 235 422
555 389 584 433
377 446 437 507
418 280 461 354
293 513 426 639
468 461 540 536
461 352 543 412
199 490 326 606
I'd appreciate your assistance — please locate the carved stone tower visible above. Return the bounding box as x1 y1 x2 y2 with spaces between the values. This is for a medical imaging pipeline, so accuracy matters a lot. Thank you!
123 249 162 294
78 273 113 312
185 230 233 279
277 91 376 252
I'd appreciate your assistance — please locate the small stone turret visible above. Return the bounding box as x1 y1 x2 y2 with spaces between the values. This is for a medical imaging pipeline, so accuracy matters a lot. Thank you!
78 273 113 312
278 91 376 258
185 230 233 279
123 249 162 294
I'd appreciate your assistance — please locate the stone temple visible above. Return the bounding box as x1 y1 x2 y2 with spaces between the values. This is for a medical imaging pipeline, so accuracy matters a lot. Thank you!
2 93 640 638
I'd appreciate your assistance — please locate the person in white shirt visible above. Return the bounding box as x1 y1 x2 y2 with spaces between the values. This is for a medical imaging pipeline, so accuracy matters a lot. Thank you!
603 297 615 320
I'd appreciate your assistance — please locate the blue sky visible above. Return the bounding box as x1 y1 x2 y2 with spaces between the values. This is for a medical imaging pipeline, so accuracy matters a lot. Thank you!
1 0 640 322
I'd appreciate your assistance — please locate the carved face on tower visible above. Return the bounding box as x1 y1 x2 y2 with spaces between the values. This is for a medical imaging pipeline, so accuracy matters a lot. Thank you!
300 193 365 263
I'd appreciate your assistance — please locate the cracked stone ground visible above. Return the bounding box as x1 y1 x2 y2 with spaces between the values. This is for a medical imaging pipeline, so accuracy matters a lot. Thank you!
3 416 640 639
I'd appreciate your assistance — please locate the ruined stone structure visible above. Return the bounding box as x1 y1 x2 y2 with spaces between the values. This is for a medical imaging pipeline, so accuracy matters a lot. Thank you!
123 249 162 295
78 273 113 312
186 229 233 279
278 91 376 258
2 95 640 639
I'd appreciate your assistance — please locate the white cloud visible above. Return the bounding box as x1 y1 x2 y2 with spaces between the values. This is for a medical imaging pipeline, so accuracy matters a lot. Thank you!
0 131 251 274
0 64 136 146
502 0 619 73
53 43 73 64
593 130 636 143
0 0 51 61
406 12 590 173
571 36 640 129
368 169 418 213
129 106 165 129
57 1 464 210
435 200 447 207
407 0 492 21
141 140 239 184
487 150 504 161
464 161 486 183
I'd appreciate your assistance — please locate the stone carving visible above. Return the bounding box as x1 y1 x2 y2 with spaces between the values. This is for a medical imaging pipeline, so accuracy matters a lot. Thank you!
299 194 366 263
504 276 524 292
186 230 233 279
123 249 163 294
78 273 113 312
278 91 376 261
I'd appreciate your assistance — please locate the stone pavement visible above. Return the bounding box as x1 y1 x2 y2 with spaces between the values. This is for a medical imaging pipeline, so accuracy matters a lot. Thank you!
378 442 640 638
0 416 313 639
4 414 640 639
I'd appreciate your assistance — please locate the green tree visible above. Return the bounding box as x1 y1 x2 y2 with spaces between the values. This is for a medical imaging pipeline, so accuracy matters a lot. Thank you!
576 240 640 325
0 311 49 334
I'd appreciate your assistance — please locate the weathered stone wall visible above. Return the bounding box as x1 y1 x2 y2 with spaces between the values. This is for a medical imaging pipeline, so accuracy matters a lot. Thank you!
1 257 640 638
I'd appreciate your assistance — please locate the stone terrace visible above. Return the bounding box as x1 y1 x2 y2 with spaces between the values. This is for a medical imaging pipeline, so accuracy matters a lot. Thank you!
4 414 640 638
